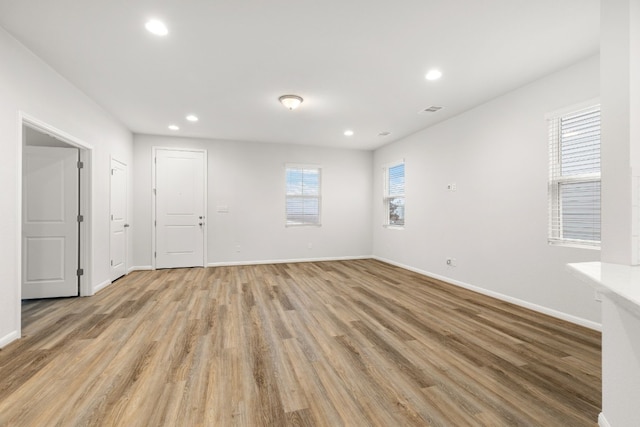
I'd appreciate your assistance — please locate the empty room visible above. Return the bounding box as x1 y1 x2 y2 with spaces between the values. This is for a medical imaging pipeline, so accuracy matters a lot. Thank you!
1 0 639 426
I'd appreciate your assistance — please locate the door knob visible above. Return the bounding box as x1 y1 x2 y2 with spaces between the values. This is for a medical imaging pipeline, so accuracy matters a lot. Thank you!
124 224 130 228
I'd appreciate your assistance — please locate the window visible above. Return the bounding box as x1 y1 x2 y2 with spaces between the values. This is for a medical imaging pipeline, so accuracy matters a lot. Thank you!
383 161 405 227
285 165 321 226
548 104 601 247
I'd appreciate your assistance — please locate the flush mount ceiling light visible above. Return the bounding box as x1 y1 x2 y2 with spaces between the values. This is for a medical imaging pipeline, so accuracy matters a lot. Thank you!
168 124 180 131
145 19 168 36
279 95 303 110
378 131 391 137
343 130 354 136
186 114 199 122
425 69 443 81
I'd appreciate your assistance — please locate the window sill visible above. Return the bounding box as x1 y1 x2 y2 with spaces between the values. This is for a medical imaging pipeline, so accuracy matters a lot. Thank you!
548 241 600 251
383 225 405 230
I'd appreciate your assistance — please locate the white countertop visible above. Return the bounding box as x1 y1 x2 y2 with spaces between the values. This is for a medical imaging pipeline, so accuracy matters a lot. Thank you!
568 262 640 319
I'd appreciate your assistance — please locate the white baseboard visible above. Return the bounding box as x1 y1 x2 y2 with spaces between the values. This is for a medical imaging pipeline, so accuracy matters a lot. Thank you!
92 279 111 295
598 413 611 427
373 256 602 331
208 255 372 268
129 265 153 272
0 330 20 349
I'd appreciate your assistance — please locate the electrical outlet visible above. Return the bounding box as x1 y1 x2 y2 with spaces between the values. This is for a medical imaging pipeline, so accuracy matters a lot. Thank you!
235 245 241 253
446 258 457 267
447 183 457 192
594 290 602 302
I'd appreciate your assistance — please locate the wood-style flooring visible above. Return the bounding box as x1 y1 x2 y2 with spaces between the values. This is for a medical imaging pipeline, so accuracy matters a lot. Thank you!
0 259 601 426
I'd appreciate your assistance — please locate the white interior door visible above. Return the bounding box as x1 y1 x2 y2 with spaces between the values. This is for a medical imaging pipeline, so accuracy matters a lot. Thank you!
22 146 79 299
155 149 206 268
110 158 127 280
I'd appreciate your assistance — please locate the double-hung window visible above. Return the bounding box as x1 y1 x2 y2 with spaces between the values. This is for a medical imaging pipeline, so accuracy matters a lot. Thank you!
383 161 405 227
285 165 321 226
548 104 601 247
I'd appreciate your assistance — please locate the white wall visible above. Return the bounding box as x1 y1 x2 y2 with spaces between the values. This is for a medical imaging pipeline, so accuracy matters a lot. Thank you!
133 134 372 268
0 27 133 347
373 55 602 326
600 0 637 265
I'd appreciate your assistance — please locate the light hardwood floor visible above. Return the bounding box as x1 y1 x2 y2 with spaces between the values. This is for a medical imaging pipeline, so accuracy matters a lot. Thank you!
0 259 601 426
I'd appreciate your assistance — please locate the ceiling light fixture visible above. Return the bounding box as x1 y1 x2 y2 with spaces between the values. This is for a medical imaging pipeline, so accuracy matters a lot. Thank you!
168 125 180 131
378 131 391 137
186 115 199 122
279 95 303 110
344 130 354 136
145 19 168 36
425 69 443 81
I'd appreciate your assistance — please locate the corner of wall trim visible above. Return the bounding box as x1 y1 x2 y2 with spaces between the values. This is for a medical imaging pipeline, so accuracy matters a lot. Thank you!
129 266 153 272
92 280 112 295
0 330 20 349
598 413 611 427
372 256 602 332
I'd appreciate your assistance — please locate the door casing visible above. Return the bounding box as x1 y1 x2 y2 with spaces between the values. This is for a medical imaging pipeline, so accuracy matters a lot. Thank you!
17 113 93 325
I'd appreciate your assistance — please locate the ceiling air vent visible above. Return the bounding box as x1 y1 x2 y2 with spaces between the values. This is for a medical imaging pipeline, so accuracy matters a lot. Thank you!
420 106 444 113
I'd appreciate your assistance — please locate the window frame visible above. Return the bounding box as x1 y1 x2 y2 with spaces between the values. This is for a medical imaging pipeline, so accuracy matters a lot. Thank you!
547 102 601 249
382 160 405 229
285 164 322 227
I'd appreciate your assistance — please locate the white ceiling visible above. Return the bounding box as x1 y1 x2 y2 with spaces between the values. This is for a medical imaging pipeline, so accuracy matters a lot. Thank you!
0 1 600 150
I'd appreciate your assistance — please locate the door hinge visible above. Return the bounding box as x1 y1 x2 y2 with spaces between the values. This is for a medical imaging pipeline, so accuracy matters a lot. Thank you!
77 214 84 222
111 168 114 175
111 214 114 221
154 252 157 258
154 220 156 227
110 260 113 266
153 188 156 195
77 268 84 276
77 161 84 169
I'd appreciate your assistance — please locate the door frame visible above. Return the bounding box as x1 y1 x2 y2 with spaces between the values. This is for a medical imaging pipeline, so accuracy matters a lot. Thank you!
110 157 128 280
151 147 207 270
18 113 93 310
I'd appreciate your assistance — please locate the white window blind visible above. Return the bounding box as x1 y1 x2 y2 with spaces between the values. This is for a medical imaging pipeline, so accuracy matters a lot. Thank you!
285 166 321 226
548 104 600 247
383 161 405 227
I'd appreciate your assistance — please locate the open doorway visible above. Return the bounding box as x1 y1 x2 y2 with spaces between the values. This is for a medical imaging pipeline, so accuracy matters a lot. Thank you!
19 114 92 307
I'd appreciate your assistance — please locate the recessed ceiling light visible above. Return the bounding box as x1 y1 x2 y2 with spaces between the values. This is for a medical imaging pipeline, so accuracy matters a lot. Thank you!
425 69 443 81
168 125 179 131
145 19 168 36
186 115 199 122
344 130 354 136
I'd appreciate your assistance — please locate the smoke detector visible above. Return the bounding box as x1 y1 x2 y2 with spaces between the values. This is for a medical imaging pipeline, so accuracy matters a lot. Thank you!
420 106 444 113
